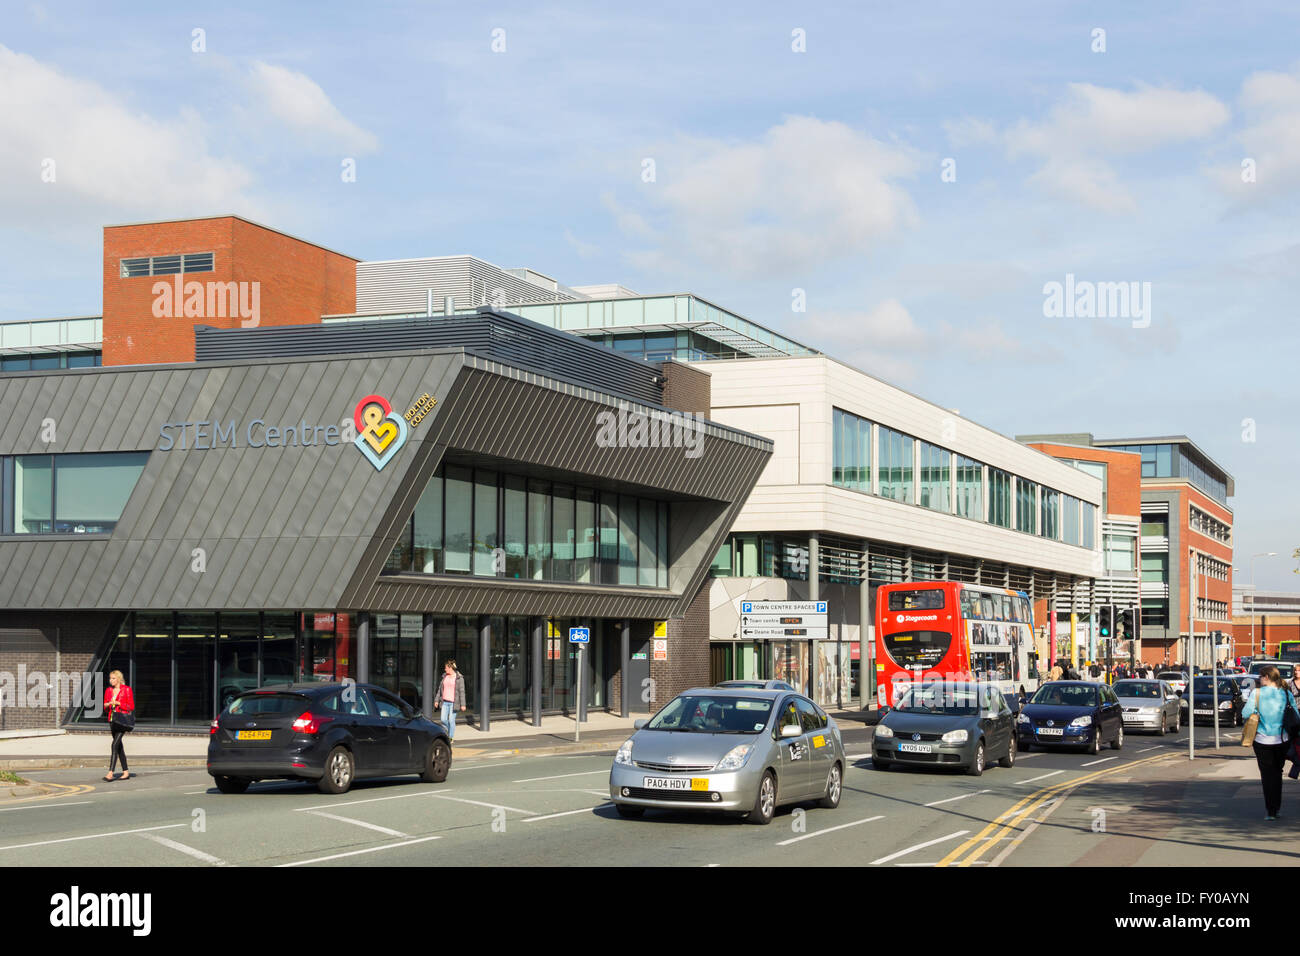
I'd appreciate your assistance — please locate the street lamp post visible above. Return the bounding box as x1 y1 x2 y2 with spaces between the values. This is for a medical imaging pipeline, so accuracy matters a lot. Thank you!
1251 552 1278 658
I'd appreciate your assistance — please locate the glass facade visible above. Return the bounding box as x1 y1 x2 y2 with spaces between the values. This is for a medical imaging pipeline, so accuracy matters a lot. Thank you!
1016 479 1038 534
386 464 669 588
956 455 983 520
1039 489 1059 539
1103 442 1228 504
832 407 871 492
3 451 147 534
987 468 1011 528
878 427 913 503
1082 501 1096 550
0 351 102 371
918 441 950 512
1062 495 1081 546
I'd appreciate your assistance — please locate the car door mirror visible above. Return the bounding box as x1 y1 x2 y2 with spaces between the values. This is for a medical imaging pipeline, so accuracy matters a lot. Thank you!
633 718 648 730
781 723 802 738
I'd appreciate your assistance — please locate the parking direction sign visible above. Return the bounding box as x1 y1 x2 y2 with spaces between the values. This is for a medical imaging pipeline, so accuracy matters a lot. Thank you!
569 627 590 644
736 600 829 639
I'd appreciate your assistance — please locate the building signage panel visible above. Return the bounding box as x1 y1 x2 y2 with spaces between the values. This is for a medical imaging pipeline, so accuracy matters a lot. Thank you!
653 638 668 661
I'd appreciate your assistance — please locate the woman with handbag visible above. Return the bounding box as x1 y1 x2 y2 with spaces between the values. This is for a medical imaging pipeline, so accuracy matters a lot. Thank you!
104 669 135 781
1241 665 1300 820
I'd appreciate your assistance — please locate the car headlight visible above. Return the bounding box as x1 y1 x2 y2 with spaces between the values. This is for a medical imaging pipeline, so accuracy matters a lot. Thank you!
614 738 634 765
714 744 753 771
1070 715 1092 727
875 723 895 738
1140 706 1158 714
1219 700 1233 710
941 729 968 744
1016 712 1030 724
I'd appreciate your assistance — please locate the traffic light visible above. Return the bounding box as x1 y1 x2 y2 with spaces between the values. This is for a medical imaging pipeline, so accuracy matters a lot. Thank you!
1099 605 1112 640
1116 607 1134 643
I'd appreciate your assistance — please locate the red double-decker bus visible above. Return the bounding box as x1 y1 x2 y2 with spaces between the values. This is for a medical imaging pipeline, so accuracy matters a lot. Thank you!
875 581 1036 707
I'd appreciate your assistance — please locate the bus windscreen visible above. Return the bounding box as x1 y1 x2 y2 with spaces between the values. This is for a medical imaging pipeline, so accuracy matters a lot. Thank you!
883 630 951 669
887 590 945 611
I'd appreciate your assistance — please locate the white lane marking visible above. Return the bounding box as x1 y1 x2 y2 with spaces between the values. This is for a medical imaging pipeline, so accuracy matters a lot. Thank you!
924 790 990 807
297 789 453 812
513 769 608 783
1080 756 1117 767
523 803 614 822
1015 771 1065 786
277 835 443 867
140 833 231 866
843 753 872 759
427 794 537 814
0 800 93 812
776 814 884 847
581 789 609 797
704 863 721 867
871 830 970 865
896 861 942 867
1136 746 1160 753
1014 752 1043 758
306 811 409 838
0 823 185 852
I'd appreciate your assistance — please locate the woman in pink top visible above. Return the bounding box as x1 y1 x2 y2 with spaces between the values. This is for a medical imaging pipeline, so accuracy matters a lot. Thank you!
435 661 466 741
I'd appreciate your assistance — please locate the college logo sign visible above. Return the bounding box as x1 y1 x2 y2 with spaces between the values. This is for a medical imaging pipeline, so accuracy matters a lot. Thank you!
353 394 408 471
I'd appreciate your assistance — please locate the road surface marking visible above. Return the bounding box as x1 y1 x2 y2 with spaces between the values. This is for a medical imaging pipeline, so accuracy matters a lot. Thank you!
776 814 884 846
307 811 409 838
1080 756 1117 767
140 833 231 866
523 803 614 822
924 790 990 807
427 794 537 814
0 823 185 852
1015 771 1065 786
277 835 443 867
871 830 969 865
298 789 456 812
0 800 93 812
1136 746 1160 753
513 770 607 783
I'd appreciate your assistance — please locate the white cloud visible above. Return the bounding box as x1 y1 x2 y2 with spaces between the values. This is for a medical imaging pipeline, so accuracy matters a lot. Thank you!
792 299 928 383
1004 83 1229 212
245 61 378 154
1212 67 1300 198
943 116 999 148
0 44 256 215
614 116 920 278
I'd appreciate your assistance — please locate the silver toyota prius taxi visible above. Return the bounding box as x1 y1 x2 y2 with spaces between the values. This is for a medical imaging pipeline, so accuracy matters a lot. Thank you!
609 687 845 825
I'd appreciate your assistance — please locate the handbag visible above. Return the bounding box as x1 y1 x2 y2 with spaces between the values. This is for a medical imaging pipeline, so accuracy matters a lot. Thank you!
1284 690 1300 739
1241 690 1260 747
110 709 135 731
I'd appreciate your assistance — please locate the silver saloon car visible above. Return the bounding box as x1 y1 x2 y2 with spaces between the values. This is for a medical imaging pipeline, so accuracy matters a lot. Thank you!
1113 679 1181 734
609 688 845 825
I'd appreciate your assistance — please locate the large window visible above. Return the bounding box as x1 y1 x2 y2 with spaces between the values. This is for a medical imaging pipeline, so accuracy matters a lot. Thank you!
1082 502 1096 550
1016 478 1038 534
1039 489 1059 540
1141 553 1168 583
1104 533 1136 572
919 442 950 512
832 408 871 493
955 455 983 520
988 468 1011 528
387 465 669 588
878 426 914 503
1062 495 1081 546
5 451 148 534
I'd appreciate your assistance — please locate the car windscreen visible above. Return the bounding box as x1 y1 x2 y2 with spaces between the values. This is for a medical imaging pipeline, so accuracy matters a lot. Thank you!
1156 672 1184 681
646 695 772 733
894 683 984 715
1030 685 1098 707
1113 682 1161 699
1191 679 1235 697
228 693 308 716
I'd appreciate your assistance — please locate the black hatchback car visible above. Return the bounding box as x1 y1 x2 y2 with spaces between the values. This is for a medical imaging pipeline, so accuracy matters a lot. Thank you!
1186 675 1246 727
1016 681 1124 754
208 682 452 795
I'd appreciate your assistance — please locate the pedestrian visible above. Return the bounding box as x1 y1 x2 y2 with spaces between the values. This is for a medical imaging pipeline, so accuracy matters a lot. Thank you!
434 659 466 742
1089 661 1102 681
1242 665 1300 820
103 669 134 782
1049 661 1063 681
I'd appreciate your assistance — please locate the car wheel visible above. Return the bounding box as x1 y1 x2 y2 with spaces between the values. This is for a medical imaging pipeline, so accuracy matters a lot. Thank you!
966 740 985 777
999 734 1016 768
214 775 249 794
746 771 777 825
318 746 354 794
1158 714 1167 736
1174 711 1181 732
872 758 891 771
1111 724 1124 750
1088 729 1101 755
421 738 451 783
818 762 842 809
615 804 645 819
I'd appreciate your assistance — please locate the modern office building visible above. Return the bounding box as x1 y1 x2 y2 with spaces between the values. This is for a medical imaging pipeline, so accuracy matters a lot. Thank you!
1019 434 1234 667
1232 587 1300 659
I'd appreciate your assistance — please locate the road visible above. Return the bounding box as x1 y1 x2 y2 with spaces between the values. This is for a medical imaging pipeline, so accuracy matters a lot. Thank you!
1 723 1294 868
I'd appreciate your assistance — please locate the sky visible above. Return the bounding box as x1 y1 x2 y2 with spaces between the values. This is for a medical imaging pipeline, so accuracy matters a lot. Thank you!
1 0 1297 588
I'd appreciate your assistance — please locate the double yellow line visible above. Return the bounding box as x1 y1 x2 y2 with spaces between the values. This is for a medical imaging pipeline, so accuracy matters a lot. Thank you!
2 780 95 804
938 752 1176 867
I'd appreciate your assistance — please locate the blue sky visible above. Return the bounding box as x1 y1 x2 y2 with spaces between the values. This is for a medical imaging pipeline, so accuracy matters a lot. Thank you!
2 0 1297 588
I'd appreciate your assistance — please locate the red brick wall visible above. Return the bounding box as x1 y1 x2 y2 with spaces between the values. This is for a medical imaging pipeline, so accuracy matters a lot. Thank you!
651 584 710 708
102 217 357 366
0 612 121 730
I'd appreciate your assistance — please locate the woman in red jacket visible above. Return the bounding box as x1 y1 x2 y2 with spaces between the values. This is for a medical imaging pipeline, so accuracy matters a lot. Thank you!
104 669 134 781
